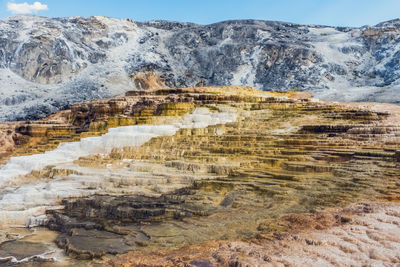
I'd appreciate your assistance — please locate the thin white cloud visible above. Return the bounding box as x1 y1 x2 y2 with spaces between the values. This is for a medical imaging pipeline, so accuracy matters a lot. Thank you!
7 1 48 14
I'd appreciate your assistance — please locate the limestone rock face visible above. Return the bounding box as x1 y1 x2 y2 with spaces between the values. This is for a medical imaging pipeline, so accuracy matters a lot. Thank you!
1 16 400 121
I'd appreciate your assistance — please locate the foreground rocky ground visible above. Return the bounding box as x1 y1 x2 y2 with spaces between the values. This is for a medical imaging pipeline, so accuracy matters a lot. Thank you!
109 202 400 266
0 86 399 266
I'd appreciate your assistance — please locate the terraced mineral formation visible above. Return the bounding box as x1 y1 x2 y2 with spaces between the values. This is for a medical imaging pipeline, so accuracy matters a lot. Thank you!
0 86 399 265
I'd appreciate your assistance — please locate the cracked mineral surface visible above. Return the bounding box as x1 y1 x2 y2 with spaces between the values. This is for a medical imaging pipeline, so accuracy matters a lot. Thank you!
0 86 399 266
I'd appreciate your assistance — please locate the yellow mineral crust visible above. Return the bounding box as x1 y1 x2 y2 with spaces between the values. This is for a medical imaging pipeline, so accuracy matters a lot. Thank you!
0 86 399 264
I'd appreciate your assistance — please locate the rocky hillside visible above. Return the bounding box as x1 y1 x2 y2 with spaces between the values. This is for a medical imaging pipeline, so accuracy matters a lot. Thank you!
1 15 400 121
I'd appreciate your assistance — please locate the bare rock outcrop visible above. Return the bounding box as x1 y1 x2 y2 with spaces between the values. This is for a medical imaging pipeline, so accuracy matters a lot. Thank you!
2 16 400 121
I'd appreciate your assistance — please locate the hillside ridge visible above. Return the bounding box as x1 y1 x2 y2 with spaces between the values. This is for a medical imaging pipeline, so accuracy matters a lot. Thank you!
1 15 400 121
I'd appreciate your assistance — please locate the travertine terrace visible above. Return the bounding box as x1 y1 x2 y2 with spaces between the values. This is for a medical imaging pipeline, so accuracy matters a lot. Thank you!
0 86 399 265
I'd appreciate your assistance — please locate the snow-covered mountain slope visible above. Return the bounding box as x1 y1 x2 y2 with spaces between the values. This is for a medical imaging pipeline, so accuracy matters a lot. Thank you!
1 15 400 121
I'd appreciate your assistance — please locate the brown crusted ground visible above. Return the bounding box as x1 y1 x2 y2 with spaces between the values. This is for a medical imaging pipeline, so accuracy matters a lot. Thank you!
107 202 400 267
0 123 17 156
130 72 166 90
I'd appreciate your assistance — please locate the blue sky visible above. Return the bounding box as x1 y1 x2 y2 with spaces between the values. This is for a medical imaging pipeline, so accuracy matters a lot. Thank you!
1 0 399 27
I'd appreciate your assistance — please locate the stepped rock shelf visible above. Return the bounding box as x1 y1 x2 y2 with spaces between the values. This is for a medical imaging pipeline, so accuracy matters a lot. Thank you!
0 86 399 266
